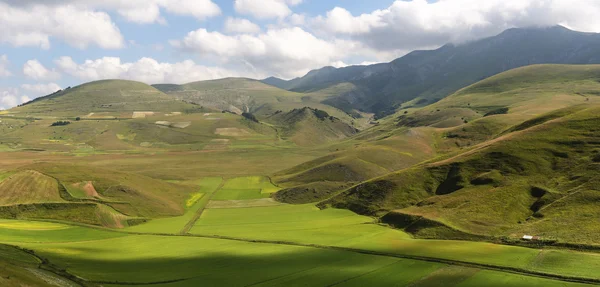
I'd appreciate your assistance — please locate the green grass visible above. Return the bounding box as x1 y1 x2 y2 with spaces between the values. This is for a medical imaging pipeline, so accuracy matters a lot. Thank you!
126 177 222 234
17 234 442 286
192 203 600 280
210 176 279 200
0 219 125 243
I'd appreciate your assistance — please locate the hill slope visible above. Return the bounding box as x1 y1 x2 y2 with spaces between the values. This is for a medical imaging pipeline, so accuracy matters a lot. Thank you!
264 107 358 146
265 26 600 117
154 77 363 127
11 79 195 117
303 65 600 245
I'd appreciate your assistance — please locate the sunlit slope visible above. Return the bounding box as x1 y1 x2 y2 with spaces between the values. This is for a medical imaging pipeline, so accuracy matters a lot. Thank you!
323 104 600 245
274 65 600 204
10 79 196 117
397 65 600 129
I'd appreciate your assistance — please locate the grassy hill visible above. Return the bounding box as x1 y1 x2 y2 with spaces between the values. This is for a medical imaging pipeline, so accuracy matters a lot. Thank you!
10 79 198 117
309 65 600 245
263 107 358 146
154 78 365 128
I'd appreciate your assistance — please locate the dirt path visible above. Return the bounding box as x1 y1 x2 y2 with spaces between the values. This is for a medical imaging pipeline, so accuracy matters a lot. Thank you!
179 179 225 234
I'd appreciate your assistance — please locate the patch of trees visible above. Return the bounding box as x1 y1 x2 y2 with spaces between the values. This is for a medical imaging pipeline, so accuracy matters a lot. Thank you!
484 107 509 117
312 109 330 120
50 121 71 127
242 112 259 123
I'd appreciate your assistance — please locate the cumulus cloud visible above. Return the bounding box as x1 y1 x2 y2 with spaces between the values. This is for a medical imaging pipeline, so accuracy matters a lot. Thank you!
23 60 61 81
2 0 221 24
313 0 600 51
0 2 124 49
0 87 32 110
224 17 261 34
21 83 62 95
54 56 248 84
172 27 379 78
234 0 302 19
0 55 11 77
0 0 221 49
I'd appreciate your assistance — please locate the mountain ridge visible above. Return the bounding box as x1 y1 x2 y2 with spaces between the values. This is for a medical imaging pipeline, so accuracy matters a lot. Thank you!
262 25 600 117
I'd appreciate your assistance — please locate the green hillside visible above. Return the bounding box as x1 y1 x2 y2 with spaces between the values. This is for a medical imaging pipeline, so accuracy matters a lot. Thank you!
154 78 365 127
10 79 197 117
313 65 600 245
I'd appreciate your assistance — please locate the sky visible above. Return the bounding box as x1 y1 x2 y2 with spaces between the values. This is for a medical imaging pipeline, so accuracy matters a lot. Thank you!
2 0 600 109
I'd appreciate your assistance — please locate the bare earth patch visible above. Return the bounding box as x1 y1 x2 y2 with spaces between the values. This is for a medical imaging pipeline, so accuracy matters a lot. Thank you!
215 128 250 137
172 122 191 128
132 111 155 118
82 181 99 197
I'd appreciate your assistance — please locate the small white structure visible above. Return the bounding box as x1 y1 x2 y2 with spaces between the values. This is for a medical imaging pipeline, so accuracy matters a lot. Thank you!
522 235 540 241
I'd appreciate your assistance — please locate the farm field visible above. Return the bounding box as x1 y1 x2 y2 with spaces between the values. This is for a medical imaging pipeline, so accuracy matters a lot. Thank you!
0 211 596 287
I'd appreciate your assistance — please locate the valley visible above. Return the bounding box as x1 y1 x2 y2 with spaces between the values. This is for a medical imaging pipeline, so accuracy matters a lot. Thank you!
2 26 600 286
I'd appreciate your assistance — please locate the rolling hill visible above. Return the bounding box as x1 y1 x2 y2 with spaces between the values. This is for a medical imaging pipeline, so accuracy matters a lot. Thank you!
153 78 364 127
265 26 600 117
290 65 600 245
10 79 199 117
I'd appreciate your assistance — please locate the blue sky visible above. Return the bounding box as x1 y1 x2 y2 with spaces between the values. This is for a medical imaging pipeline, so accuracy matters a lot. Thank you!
1 0 599 109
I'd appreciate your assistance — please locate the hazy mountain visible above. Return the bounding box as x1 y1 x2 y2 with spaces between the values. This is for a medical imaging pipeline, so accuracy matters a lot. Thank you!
264 26 600 117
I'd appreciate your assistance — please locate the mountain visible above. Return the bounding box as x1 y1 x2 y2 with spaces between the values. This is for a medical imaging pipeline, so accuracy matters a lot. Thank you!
264 26 600 117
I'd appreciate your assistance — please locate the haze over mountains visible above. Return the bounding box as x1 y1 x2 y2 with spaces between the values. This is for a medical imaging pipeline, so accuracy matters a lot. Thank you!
263 26 600 117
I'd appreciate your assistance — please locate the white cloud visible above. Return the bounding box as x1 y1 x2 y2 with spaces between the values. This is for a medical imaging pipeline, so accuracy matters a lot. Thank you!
234 0 299 19
224 17 261 34
313 0 600 51
2 1 221 24
23 60 61 81
21 83 62 95
0 87 28 109
0 2 124 49
0 55 11 77
173 27 392 78
55 56 248 84
0 82 62 110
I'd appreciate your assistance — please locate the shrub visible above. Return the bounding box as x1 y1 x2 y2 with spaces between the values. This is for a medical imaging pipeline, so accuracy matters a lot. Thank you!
242 112 259 123
484 107 509 117
312 109 330 120
50 121 70 127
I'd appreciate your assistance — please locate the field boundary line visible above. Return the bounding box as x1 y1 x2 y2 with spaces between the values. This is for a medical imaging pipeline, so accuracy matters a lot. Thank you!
179 178 225 234
10 219 600 285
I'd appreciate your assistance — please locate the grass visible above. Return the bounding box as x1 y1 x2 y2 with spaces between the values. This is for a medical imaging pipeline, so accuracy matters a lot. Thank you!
126 177 222 234
210 176 279 200
0 219 125 243
0 170 63 205
15 234 441 286
191 203 600 280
